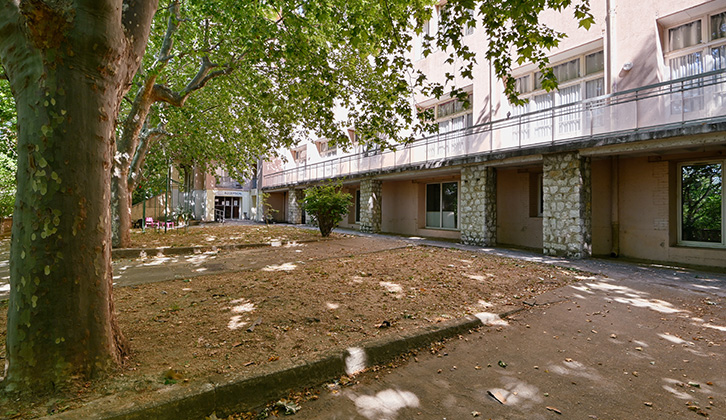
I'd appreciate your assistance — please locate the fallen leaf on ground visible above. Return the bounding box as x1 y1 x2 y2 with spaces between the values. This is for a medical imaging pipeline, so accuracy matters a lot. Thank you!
546 406 562 414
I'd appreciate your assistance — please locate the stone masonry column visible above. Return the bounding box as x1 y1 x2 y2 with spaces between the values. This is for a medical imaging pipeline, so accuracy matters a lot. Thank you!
460 165 497 246
359 178 382 233
287 188 304 224
542 151 592 258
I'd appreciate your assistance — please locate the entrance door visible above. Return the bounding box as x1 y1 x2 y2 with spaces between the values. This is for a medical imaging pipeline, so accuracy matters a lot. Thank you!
214 196 242 221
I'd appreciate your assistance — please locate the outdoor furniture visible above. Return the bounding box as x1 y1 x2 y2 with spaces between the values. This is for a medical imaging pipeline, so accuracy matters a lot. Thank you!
144 217 158 229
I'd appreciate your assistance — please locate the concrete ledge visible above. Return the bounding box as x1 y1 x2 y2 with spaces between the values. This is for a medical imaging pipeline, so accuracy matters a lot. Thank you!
111 238 329 259
41 311 517 420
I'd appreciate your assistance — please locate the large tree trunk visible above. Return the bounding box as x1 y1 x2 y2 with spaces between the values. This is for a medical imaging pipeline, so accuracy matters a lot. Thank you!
111 166 133 249
0 0 157 395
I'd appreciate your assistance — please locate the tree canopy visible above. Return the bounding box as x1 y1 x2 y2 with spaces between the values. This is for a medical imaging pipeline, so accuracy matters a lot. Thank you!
0 0 594 396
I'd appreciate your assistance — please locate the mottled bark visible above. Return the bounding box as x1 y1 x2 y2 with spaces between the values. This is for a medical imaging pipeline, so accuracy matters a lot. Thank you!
0 0 157 394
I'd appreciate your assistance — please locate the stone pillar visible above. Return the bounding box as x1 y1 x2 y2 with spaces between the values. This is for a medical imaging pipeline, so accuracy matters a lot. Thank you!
287 188 304 224
460 165 497 246
542 151 592 258
359 178 382 233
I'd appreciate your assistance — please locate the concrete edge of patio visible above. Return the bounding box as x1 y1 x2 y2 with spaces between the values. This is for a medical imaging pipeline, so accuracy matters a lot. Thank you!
111 238 332 259
40 307 533 420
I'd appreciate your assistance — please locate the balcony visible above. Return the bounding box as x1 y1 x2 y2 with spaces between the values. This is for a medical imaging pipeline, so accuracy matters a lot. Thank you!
263 70 726 189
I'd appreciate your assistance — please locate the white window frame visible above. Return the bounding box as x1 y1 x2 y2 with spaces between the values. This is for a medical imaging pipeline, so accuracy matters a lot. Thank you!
317 140 337 157
664 9 726 78
434 93 474 134
677 159 725 248
509 49 604 142
425 181 459 230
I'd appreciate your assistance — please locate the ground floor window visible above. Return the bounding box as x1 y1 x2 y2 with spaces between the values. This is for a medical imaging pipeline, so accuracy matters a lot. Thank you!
529 172 543 217
426 182 458 229
355 190 361 222
679 161 724 246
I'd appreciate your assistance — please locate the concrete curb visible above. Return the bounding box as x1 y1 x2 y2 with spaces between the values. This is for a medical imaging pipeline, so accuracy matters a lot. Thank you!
111 238 331 259
41 311 521 420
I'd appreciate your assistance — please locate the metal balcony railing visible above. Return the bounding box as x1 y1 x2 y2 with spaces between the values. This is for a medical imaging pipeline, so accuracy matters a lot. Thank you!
263 69 726 189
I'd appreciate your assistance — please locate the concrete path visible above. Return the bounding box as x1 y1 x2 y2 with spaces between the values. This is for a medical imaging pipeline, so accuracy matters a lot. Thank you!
290 243 726 419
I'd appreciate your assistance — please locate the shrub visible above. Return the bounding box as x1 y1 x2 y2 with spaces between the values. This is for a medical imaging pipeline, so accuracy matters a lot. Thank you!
302 183 352 237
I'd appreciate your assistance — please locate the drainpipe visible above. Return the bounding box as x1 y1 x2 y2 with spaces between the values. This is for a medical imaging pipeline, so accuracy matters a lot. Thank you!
610 156 620 257
605 0 614 94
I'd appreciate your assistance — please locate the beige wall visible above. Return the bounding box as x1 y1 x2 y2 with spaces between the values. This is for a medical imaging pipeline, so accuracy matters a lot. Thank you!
613 151 725 267
376 178 461 240
496 168 543 250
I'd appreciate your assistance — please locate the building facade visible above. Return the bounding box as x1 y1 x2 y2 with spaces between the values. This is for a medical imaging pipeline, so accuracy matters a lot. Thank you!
132 166 260 224
261 0 726 269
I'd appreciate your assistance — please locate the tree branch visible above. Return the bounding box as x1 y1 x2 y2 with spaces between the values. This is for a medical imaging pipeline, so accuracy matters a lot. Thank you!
156 1 180 63
122 0 161 61
128 126 169 189
151 56 232 107
0 1 41 88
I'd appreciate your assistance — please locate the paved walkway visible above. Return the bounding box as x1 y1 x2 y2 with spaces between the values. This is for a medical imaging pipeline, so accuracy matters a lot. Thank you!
288 230 726 419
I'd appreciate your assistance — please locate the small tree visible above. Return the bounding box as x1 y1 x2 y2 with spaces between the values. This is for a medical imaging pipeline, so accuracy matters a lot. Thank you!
302 183 352 237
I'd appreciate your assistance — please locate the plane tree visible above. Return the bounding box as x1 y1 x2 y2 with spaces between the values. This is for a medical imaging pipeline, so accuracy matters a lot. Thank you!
0 0 592 397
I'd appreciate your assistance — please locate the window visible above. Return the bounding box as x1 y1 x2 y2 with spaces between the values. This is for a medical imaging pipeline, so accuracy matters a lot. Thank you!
510 49 605 142
666 11 726 80
679 161 724 246
317 141 337 157
464 8 475 36
711 11 726 40
515 75 532 94
291 147 307 164
355 190 361 222
669 20 702 51
665 9 726 113
418 19 431 59
433 93 474 134
529 172 543 217
426 182 458 229
585 51 604 75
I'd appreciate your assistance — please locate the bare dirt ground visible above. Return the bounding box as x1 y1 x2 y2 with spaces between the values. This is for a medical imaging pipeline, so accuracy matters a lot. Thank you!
0 228 587 419
127 224 336 248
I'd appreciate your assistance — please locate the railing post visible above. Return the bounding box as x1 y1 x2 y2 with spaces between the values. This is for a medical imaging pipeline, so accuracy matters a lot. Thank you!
634 90 639 130
518 115 522 148
551 107 555 144
681 80 685 124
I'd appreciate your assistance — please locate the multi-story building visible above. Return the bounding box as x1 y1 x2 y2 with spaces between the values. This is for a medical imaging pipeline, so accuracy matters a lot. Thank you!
260 0 726 269
132 166 260 224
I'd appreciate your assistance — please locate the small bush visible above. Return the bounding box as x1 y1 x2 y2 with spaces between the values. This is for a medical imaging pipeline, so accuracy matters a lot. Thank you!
302 183 352 237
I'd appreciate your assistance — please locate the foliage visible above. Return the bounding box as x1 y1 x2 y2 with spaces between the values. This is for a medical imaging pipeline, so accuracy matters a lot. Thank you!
302 183 352 237
681 163 723 242
0 151 15 219
121 0 595 192
0 79 16 219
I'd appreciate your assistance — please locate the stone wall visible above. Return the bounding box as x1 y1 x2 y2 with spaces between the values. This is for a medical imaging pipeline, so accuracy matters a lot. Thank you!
287 188 305 224
359 179 382 233
460 165 497 246
542 151 592 258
